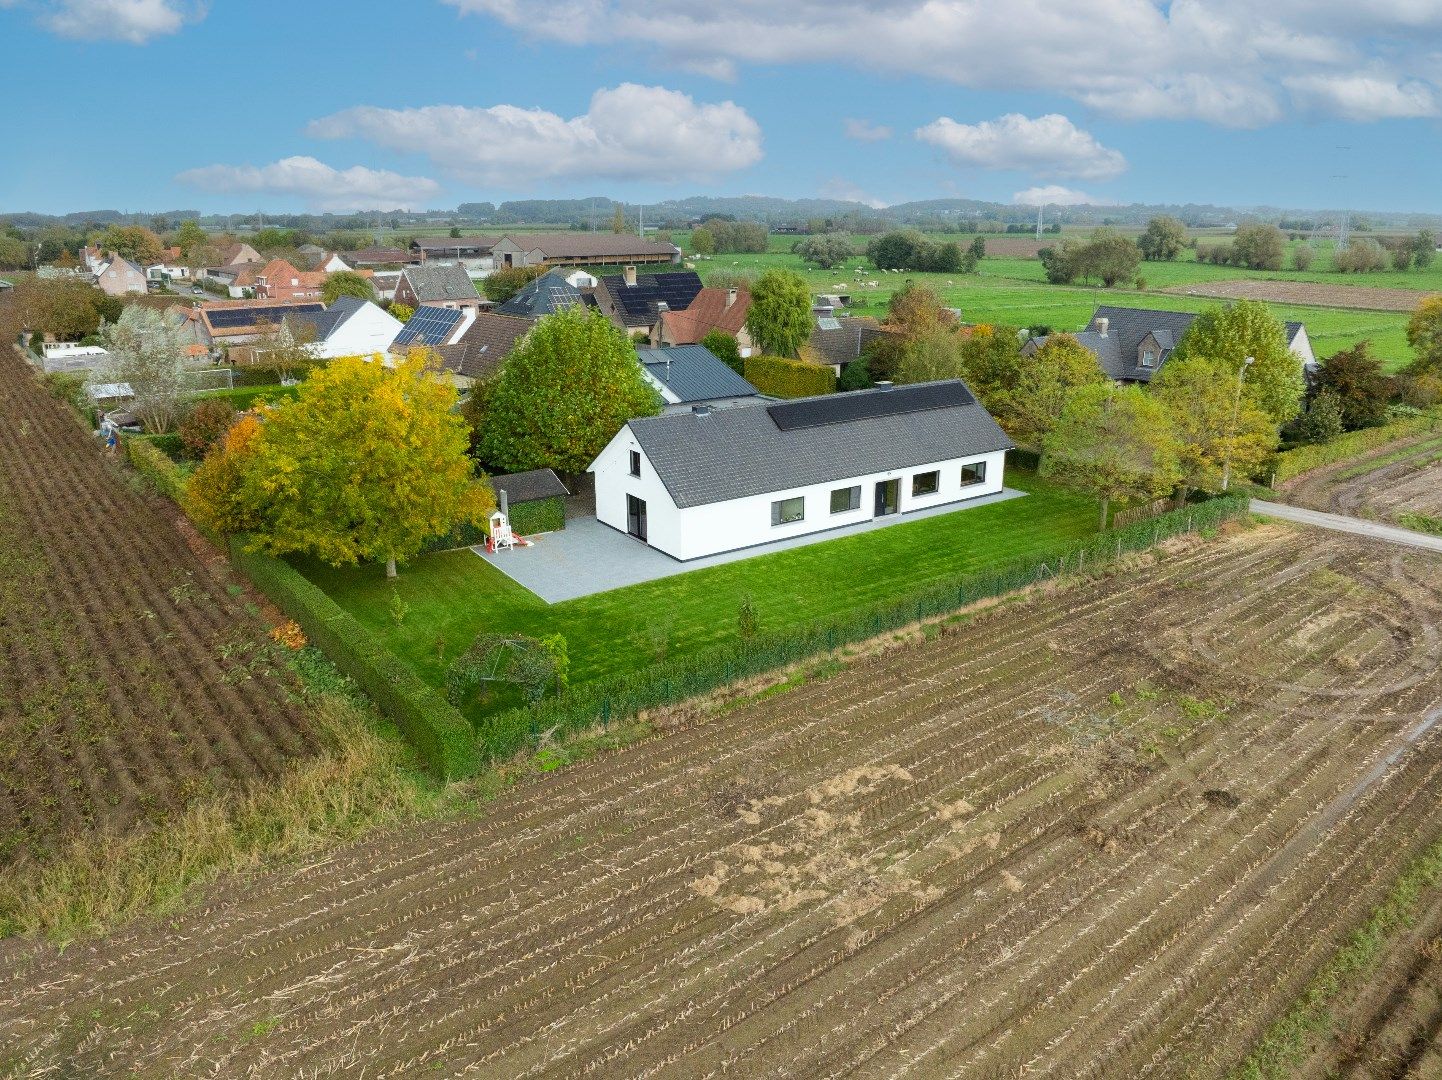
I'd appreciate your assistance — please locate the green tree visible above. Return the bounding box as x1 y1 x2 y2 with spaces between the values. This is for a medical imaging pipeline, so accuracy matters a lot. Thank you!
747 269 813 358
1230 223 1286 270
1413 230 1436 269
482 264 546 303
2 276 109 341
611 206 626 234
969 236 986 261
1315 342 1391 429
389 302 415 324
175 220 208 260
449 226 462 238
99 224 165 266
690 226 715 256
1038 240 1081 284
1041 383 1181 529
1137 216 1186 261
1000 334 1106 449
793 234 854 269
1150 355 1277 497
1169 300 1304 426
478 306 661 474
193 355 492 578
1291 244 1315 271
1407 296 1442 376
896 323 965 384
700 329 742 374
1290 389 1345 445
837 357 875 391
1077 228 1141 287
321 270 377 305
91 306 190 433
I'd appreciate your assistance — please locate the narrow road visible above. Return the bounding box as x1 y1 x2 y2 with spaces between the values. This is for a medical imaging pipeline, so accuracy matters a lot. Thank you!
1251 499 1442 554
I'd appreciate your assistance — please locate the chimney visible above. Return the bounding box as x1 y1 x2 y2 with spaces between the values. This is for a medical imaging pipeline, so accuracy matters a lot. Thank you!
725 287 737 310
623 265 637 288
692 404 712 416
1095 316 1109 336
875 380 894 392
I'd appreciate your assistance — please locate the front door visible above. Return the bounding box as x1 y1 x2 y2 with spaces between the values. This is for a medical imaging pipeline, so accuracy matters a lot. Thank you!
874 479 899 517
626 494 648 542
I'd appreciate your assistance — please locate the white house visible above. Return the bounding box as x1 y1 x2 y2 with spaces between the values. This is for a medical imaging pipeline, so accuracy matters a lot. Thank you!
146 262 191 282
589 380 1013 561
288 296 403 360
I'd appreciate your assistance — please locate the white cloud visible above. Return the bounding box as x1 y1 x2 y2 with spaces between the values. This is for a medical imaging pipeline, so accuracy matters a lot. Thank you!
23 0 200 43
819 178 888 209
308 84 762 185
176 156 440 212
1284 74 1438 120
916 113 1126 180
442 0 1442 127
843 118 892 142
1012 185 1112 207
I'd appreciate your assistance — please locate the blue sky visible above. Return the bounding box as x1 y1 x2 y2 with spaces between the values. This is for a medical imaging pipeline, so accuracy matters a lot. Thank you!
3 0 1440 215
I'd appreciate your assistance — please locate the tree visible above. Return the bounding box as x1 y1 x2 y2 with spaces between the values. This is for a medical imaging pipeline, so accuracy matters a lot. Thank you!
1041 383 1181 529
242 318 320 384
1315 342 1391 430
90 306 190 433
999 334 1106 449
1414 230 1436 270
1150 355 1276 497
611 206 626 234
1291 244 1315 271
747 269 813 358
177 399 238 459
321 270 376 305
1039 240 1082 284
1392 246 1415 271
969 236 986 261
1289 389 1345 445
793 234 854 269
478 305 660 475
690 226 716 256
99 224 165 266
1137 216 1186 261
837 357 875 391
449 226 462 238
700 329 742 374
1169 300 1304 427
896 323 966 384
482 264 546 303
1406 295 1442 377
1230 223 1286 270
185 413 266 535
1 277 110 342
190 355 492 578
1078 228 1141 287
389 303 415 324
175 220 208 260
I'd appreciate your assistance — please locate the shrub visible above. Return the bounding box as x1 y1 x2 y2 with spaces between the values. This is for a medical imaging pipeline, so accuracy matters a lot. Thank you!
123 436 188 501
1291 245 1315 271
178 399 238 459
744 354 836 398
837 358 874 392
701 329 743 375
229 540 478 779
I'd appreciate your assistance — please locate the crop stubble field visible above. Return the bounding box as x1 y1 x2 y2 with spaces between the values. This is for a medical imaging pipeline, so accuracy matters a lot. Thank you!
0 346 320 866
3 520 1442 1077
1284 433 1442 524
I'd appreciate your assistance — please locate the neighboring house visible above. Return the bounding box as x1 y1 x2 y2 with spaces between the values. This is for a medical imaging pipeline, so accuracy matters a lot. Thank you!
94 255 148 296
80 245 105 274
589 380 1012 561
391 304 476 353
146 261 191 282
393 263 484 310
593 267 704 336
428 312 535 389
217 242 263 266
201 261 263 297
370 269 403 302
287 296 403 360
495 269 593 318
254 258 326 300
194 299 326 346
350 246 421 267
313 252 354 273
39 341 110 374
489 233 680 269
636 345 761 413
1023 305 1316 383
161 305 211 359
657 286 754 353
807 316 899 375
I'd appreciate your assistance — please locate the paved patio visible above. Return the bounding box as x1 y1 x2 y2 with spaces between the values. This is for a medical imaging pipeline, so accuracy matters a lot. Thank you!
473 488 1027 603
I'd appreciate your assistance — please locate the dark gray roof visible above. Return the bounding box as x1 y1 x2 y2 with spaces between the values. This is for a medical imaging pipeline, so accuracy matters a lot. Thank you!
402 263 480 302
493 468 569 504
637 345 759 404
807 316 898 368
600 271 704 327
624 380 1013 509
1037 305 1309 383
496 270 587 317
286 295 369 341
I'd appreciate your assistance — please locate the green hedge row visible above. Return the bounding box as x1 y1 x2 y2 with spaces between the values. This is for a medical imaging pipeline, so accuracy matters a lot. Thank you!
510 496 565 536
123 436 188 501
1274 411 1440 482
744 354 837 398
229 540 479 780
471 493 1249 766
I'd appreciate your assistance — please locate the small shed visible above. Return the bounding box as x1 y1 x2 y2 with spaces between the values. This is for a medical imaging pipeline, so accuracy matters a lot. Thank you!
492 468 570 535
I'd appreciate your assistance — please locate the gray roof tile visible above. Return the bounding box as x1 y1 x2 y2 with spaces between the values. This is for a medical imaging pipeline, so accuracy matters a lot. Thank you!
637 345 758 404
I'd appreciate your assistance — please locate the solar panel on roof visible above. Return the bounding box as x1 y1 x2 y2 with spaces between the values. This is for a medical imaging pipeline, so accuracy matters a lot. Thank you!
605 271 703 319
204 303 322 329
767 382 975 432
394 305 463 348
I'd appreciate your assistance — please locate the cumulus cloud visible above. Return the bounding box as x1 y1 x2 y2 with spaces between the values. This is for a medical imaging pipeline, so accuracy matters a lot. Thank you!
441 0 1441 127
17 0 200 43
308 84 762 185
916 113 1126 180
843 118 892 142
1012 185 1112 207
176 156 440 212
1284 74 1438 120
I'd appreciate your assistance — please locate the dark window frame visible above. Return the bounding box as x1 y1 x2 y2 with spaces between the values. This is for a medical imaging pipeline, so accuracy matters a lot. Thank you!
960 460 987 487
830 485 862 514
628 449 641 477
771 496 805 527
911 470 940 497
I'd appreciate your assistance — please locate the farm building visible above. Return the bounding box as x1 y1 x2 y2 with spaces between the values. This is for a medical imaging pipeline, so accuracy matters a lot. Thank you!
1024 305 1316 382
589 380 1012 561
636 345 760 413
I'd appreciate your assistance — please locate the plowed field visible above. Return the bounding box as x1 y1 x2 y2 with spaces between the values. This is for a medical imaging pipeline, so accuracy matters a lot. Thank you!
0 347 320 867
1162 278 1433 311
1283 432 1442 525
4 523 1441 1077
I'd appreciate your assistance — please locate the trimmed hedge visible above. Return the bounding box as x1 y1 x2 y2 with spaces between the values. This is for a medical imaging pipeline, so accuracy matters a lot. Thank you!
1274 411 1440 482
123 436 188 501
744 354 837 398
418 521 488 556
229 540 479 780
510 496 565 536
470 493 1249 766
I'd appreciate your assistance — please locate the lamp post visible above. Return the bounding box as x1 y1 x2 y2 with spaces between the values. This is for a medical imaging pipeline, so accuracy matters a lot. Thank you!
1221 355 1255 492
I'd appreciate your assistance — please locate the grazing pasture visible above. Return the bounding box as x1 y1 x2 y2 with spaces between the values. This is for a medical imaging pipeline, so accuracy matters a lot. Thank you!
6 523 1442 1077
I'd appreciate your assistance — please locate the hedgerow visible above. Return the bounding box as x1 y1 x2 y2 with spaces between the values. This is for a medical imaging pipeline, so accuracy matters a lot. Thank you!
744 354 837 398
1273 411 1440 482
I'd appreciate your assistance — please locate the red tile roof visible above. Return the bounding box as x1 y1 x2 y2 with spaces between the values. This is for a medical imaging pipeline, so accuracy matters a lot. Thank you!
661 286 751 344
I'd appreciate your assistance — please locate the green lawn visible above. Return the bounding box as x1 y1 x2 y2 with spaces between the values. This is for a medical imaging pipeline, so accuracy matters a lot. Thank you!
303 471 1098 721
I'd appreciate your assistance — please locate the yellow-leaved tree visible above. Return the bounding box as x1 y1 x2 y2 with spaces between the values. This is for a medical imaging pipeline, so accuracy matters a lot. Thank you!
188 354 493 577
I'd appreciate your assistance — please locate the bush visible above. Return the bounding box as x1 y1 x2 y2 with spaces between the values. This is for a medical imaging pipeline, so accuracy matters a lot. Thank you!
470 495 1248 766
123 436 188 501
510 496 565 536
229 540 478 780
42 370 89 412
1273 411 1441 482
837 358 874 392
178 399 237 459
1291 245 1315 271
744 354 836 398
701 329 743 374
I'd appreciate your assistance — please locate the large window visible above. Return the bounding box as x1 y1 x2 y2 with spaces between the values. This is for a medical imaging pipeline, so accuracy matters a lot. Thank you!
911 470 940 497
830 485 862 514
771 496 805 526
628 450 641 477
960 461 987 487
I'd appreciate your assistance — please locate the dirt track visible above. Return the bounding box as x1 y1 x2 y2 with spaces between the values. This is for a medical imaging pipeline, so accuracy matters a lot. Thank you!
3 522 1441 1077
1282 432 1442 523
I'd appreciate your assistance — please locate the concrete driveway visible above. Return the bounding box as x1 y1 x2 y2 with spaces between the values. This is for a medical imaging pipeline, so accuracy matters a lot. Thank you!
473 488 1026 604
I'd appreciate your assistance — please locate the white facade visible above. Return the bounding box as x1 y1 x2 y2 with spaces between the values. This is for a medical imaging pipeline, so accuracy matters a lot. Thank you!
312 302 404 360
591 429 1007 562
1288 325 1317 369
146 262 191 281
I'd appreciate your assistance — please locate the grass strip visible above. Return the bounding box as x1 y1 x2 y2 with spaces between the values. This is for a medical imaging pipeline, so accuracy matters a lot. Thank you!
1229 832 1442 1079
